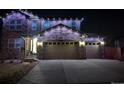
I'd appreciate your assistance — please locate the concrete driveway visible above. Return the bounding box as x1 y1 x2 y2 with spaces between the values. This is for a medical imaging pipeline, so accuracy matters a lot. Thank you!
18 59 124 84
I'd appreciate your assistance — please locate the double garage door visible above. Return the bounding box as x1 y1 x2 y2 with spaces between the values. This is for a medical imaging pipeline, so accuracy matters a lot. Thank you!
38 41 83 59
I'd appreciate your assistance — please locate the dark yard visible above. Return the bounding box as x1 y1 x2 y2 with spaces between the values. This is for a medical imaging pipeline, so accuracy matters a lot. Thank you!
0 62 37 83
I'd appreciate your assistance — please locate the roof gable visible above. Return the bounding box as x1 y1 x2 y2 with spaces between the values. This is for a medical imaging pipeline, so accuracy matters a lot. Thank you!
40 23 80 34
38 24 81 41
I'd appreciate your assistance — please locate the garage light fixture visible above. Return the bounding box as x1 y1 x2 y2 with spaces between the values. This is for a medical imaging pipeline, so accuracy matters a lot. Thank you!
37 42 43 47
79 41 85 47
100 41 105 45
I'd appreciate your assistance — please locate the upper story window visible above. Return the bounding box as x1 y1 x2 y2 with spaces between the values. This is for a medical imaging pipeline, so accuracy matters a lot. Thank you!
31 20 38 31
9 19 22 31
10 20 15 24
72 21 77 29
43 20 50 29
17 20 21 24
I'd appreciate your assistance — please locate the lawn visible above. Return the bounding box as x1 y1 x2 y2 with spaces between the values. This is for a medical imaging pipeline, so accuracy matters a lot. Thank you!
0 62 37 84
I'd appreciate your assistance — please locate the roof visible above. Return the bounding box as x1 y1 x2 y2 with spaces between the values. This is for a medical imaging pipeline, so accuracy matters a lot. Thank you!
18 10 31 18
40 23 80 34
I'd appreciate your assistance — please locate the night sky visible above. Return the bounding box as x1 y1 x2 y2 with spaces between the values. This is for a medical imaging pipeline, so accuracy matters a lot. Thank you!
0 9 124 36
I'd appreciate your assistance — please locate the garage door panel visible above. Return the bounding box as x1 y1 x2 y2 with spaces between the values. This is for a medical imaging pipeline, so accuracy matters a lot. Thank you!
86 45 100 58
43 45 79 59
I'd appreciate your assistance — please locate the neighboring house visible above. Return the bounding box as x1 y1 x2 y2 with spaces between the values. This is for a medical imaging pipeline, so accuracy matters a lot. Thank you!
1 10 105 59
114 36 124 60
103 36 121 60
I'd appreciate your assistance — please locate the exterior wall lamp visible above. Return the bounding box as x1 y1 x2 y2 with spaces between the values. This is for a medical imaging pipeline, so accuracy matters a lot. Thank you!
37 41 43 47
79 41 85 47
100 41 105 45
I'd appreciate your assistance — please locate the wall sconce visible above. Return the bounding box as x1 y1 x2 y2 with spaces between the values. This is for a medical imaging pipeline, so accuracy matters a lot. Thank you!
79 41 85 47
37 42 43 47
100 41 105 45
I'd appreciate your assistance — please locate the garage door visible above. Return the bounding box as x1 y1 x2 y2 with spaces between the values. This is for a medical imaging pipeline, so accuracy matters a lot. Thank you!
86 42 101 59
39 41 81 59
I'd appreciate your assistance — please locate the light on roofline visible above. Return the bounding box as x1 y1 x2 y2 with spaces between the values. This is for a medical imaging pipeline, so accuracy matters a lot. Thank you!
81 18 84 22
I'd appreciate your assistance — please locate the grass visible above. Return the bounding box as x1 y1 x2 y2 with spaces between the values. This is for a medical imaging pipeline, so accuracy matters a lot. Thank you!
0 62 37 84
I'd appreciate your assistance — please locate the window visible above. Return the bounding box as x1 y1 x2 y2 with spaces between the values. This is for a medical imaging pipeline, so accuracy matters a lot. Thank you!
43 20 50 29
8 38 23 48
74 42 78 45
6 22 9 25
15 38 23 48
93 43 96 45
17 20 21 24
9 19 22 30
97 42 100 45
10 20 16 24
72 21 76 29
57 42 60 45
8 39 14 48
62 42 64 45
16 25 21 29
49 42 52 45
10 25 15 30
70 42 73 45
44 42 48 45
32 20 37 31
53 42 56 45
66 42 69 45
89 43 91 45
